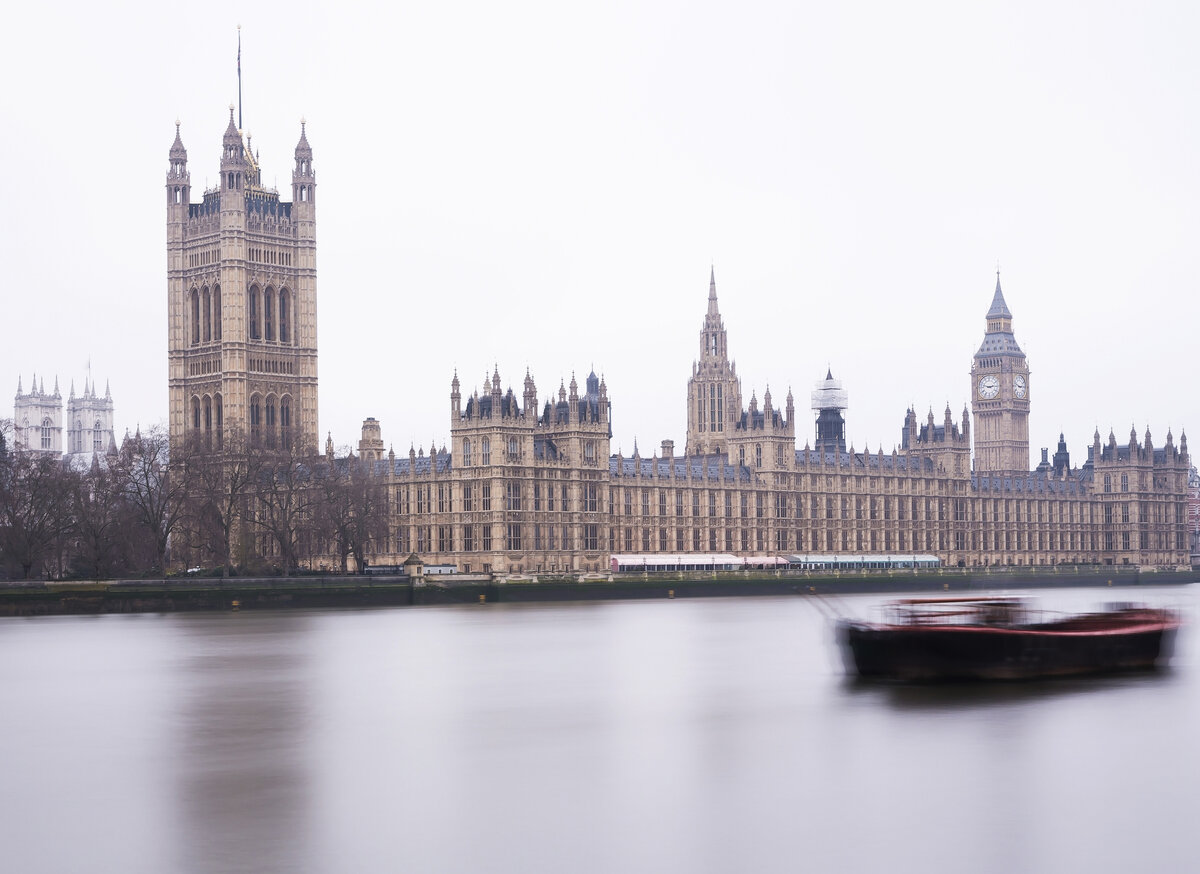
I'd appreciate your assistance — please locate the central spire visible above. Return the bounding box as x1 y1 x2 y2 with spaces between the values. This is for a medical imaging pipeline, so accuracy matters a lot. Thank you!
987 270 1013 319
707 265 720 318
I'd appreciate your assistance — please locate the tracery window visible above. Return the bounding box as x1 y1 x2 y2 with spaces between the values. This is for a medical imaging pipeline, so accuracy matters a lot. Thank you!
264 288 275 341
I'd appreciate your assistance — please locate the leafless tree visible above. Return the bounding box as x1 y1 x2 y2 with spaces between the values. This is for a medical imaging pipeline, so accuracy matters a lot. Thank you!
311 454 388 573
0 433 76 580
180 429 264 578
108 426 189 576
251 444 317 577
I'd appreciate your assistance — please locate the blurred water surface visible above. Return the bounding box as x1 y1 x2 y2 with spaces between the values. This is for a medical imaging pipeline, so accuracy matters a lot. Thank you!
1 586 1196 873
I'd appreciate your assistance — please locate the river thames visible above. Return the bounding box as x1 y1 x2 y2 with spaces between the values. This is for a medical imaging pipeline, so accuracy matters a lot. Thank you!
1 585 1195 873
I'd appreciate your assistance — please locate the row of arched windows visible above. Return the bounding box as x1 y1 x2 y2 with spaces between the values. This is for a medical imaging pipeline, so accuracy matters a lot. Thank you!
190 393 225 449
67 421 106 454
190 285 223 345
249 393 293 449
248 285 292 344
461 437 491 467
190 392 295 450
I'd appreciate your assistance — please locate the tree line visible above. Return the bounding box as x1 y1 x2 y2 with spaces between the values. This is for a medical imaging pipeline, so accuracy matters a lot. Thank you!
0 423 389 581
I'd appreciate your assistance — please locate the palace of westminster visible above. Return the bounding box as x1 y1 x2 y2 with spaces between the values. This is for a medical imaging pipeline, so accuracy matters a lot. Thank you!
165 111 1193 574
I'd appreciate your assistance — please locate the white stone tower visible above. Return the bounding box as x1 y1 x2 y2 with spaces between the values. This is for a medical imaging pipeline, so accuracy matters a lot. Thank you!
13 374 63 454
65 377 115 462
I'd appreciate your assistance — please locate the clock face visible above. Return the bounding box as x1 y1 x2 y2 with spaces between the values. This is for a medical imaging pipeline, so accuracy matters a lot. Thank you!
1013 375 1027 398
978 375 1000 399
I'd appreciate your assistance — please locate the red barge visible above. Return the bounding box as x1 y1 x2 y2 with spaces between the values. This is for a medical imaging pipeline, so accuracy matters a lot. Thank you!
837 597 1180 682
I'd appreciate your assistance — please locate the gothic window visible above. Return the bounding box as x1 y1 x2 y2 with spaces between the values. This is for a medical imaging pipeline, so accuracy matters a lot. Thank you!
507 437 519 460
191 398 200 432
250 395 262 445
213 285 222 340
739 446 745 467
202 288 212 342
264 288 275 341
214 394 223 449
716 385 724 431
755 444 762 468
265 397 277 448
584 440 596 464
249 286 261 340
280 397 291 450
699 385 706 433
279 289 290 344
1121 473 1128 492
203 397 212 434
191 289 200 345
462 438 472 466
709 385 717 433
41 417 52 450
481 438 490 466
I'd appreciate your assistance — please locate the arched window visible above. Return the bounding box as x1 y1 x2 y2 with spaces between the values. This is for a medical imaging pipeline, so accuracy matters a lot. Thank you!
249 286 261 340
481 438 491 466
191 289 200 344
755 444 762 468
264 288 275 341
93 420 104 453
250 395 262 445
214 394 223 449
202 287 212 342
738 446 745 467
279 289 290 343
203 396 212 435
507 436 519 460
462 438 472 467
192 397 201 432
265 396 277 448
280 397 292 451
73 420 82 453
41 417 52 450
213 285 222 340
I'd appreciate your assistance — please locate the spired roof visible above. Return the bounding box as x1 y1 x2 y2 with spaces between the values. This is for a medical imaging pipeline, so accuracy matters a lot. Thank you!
976 272 1024 357
987 273 1013 319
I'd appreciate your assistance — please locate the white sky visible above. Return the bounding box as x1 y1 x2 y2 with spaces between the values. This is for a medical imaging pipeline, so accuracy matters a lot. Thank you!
1 2 1196 465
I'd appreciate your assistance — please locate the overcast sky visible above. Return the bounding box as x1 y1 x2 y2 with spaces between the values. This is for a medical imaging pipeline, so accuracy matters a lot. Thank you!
2 2 1196 465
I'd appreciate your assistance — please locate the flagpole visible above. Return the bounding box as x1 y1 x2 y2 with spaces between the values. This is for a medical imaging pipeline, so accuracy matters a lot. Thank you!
237 24 242 131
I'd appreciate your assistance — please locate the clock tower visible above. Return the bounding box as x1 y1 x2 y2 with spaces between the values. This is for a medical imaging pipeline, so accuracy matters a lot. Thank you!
971 273 1030 475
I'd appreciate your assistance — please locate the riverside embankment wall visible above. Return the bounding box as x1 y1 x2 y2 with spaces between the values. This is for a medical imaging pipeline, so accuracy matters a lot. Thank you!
0 566 1194 617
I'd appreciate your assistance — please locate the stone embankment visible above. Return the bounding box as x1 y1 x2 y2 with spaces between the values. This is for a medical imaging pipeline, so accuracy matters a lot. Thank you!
0 566 1193 617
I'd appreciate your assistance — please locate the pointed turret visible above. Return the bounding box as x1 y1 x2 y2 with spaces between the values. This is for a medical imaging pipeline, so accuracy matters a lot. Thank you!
292 117 315 207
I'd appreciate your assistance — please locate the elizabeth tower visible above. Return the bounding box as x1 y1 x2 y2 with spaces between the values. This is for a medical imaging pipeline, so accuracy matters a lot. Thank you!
970 274 1030 475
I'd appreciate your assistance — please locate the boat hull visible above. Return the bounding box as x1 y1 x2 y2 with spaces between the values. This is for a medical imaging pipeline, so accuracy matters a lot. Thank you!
838 612 1178 682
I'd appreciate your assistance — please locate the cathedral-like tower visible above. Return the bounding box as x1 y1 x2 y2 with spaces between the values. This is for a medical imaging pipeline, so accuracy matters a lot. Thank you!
13 375 63 454
166 111 318 452
685 268 742 456
970 273 1030 475
65 378 115 460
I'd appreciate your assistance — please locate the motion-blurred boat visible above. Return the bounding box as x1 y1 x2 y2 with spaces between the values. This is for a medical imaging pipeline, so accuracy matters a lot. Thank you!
838 597 1179 682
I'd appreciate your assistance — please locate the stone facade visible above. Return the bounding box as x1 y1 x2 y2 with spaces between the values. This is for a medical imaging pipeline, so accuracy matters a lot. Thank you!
65 378 116 463
166 112 318 452
357 273 1191 572
13 375 63 454
13 374 115 463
